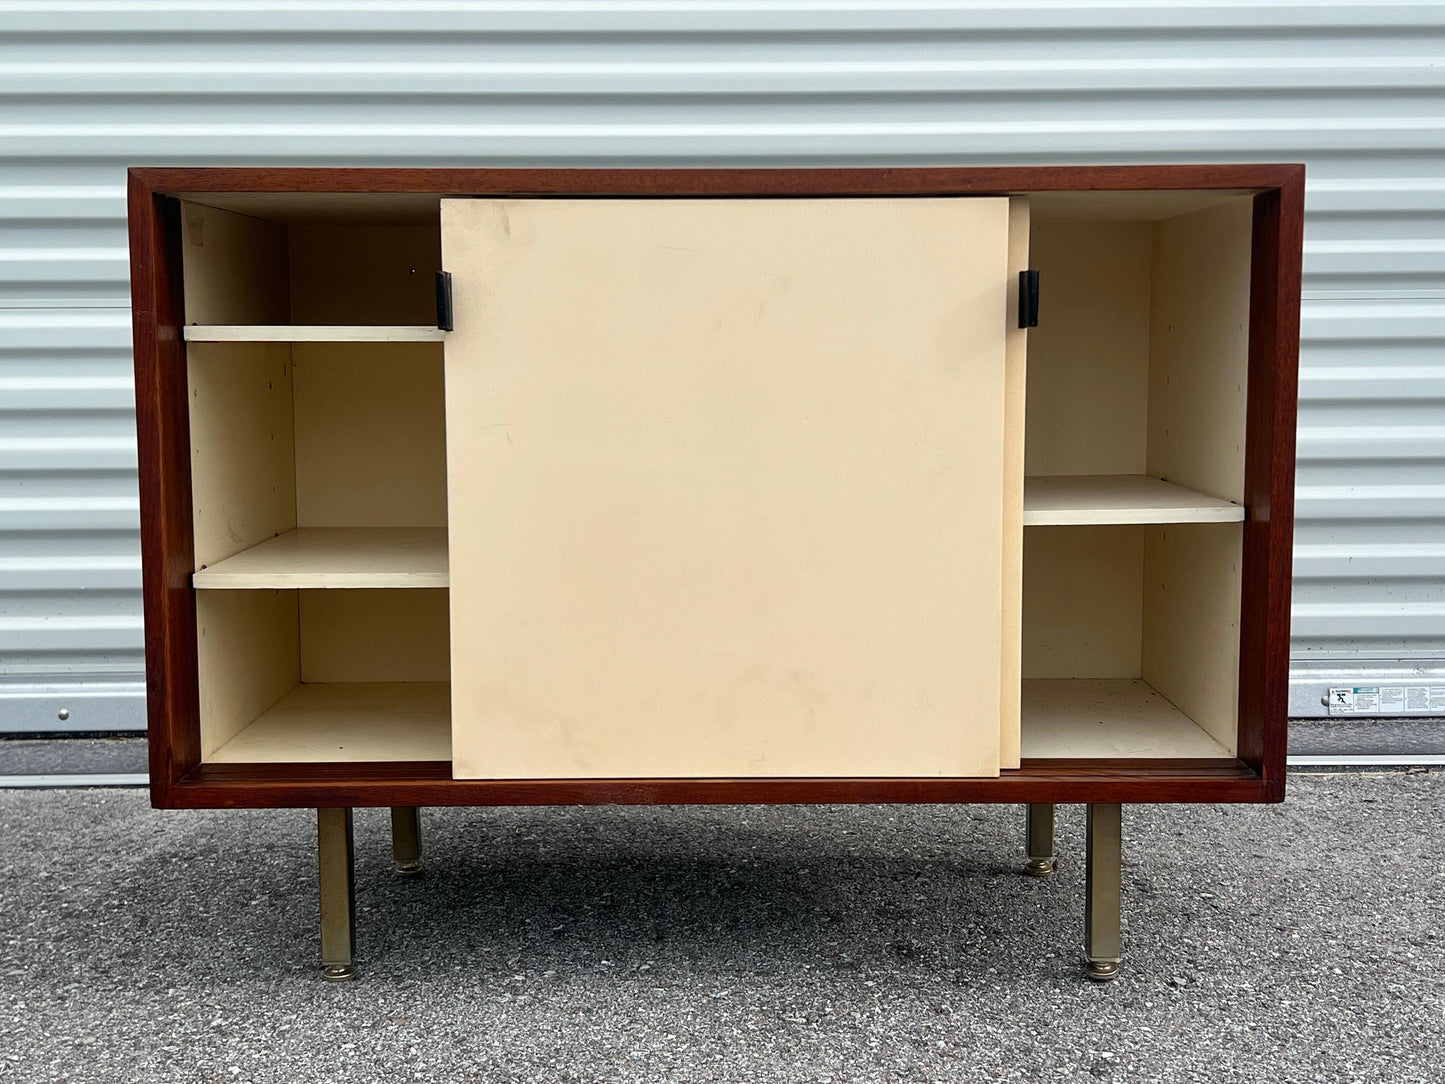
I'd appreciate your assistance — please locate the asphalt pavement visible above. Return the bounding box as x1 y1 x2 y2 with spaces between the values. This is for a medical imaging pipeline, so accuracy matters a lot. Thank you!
0 771 1440 1083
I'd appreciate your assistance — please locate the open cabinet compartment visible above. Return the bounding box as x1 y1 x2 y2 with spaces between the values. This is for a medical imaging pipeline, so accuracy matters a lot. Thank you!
1021 522 1241 758
179 196 443 334
1019 191 1254 759
180 197 451 765
196 588 451 764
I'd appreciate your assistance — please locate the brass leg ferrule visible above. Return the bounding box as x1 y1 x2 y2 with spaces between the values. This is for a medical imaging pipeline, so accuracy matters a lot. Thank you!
1025 803 1057 878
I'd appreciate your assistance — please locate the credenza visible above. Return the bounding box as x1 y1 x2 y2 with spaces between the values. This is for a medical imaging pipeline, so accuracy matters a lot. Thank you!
128 165 1302 981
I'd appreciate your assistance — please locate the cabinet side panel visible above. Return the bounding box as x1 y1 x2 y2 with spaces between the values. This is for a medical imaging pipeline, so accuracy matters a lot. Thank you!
131 181 201 798
1000 199 1030 769
179 202 290 325
444 197 1009 779
1022 526 1143 679
1024 222 1152 475
188 342 297 568
196 589 299 760
1239 176 1304 793
299 589 450 683
1146 198 1253 502
1141 523 1242 755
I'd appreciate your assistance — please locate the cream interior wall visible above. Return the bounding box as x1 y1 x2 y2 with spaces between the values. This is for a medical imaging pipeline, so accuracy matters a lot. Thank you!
1146 197 1253 503
288 224 440 325
291 342 447 528
196 589 299 759
1023 221 1153 476
1022 526 1144 680
300 589 450 684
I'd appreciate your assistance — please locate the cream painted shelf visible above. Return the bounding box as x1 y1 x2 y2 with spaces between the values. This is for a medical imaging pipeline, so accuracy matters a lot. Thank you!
207 682 451 763
1023 474 1243 526
193 527 448 589
1020 678 1233 759
183 325 445 343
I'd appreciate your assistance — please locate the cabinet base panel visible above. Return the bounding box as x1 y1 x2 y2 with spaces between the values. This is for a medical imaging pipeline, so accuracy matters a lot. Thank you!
1021 678 1233 759
207 682 450 764
165 758 1268 808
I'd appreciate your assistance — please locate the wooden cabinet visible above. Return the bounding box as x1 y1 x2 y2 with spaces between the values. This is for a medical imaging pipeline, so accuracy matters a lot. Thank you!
129 165 1303 979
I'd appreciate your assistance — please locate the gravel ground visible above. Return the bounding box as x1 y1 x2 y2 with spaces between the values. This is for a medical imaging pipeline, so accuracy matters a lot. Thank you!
0 772 1441 1084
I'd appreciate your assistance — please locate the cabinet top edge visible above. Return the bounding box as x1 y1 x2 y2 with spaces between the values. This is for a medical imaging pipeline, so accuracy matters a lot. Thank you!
128 164 1305 198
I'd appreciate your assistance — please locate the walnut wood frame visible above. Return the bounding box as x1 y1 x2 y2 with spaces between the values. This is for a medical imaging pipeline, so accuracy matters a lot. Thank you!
129 165 1303 810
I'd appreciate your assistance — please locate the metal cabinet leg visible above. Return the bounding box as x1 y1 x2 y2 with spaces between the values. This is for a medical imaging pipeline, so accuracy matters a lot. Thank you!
317 807 357 982
390 806 423 875
1085 803 1122 982
1025 803 1057 877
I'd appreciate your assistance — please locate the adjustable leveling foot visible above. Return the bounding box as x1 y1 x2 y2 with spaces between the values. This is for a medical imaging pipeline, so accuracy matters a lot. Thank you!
391 806 424 875
1024 803 1057 877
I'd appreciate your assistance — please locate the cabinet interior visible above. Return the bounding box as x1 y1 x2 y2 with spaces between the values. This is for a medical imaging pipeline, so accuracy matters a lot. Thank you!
1020 192 1254 758
175 188 1257 769
181 198 451 764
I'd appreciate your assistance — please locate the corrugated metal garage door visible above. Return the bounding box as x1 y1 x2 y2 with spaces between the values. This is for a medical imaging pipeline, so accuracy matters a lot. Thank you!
2 1 1441 733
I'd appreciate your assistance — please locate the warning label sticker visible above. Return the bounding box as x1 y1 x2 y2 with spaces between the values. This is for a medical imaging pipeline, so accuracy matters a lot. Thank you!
1327 686 1445 716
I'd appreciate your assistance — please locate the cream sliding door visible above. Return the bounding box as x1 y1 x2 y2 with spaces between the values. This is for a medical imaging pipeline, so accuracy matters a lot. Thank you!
1001 197 1031 770
442 197 1013 779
